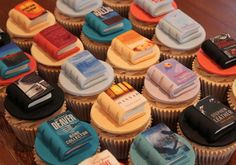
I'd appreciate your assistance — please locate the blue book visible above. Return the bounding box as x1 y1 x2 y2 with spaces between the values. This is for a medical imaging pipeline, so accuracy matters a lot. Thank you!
0 43 30 79
85 6 124 36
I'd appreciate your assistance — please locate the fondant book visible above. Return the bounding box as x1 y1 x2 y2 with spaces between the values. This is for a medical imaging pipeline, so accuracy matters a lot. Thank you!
0 28 10 47
63 0 99 12
38 111 92 160
147 59 197 98
6 72 54 111
112 30 155 64
0 43 30 79
85 6 124 35
159 9 201 43
185 96 236 142
62 50 107 89
34 24 80 60
134 124 191 165
97 82 147 125
201 33 236 68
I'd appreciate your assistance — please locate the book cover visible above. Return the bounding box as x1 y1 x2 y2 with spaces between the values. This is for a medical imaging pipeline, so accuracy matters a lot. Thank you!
68 50 106 79
142 124 190 165
195 96 236 134
15 73 53 100
210 33 236 59
47 111 92 155
14 1 47 20
92 6 124 26
1 51 29 68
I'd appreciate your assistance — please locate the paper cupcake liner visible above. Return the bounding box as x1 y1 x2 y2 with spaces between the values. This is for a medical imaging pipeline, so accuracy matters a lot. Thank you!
80 33 110 61
227 89 236 111
152 35 198 68
128 12 156 39
33 146 101 165
177 124 236 165
4 102 67 147
65 94 96 122
103 0 132 17
91 118 152 160
12 38 33 53
143 89 201 131
37 63 60 84
192 59 231 102
115 73 145 93
54 8 84 36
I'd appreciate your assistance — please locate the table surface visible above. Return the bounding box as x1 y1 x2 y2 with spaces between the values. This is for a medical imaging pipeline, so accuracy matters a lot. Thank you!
0 0 236 164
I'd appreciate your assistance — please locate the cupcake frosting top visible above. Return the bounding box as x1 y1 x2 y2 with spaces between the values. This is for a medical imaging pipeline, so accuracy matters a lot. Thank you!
144 59 200 104
35 111 99 164
107 30 160 71
130 123 195 165
56 0 103 17
59 50 114 96
7 1 56 38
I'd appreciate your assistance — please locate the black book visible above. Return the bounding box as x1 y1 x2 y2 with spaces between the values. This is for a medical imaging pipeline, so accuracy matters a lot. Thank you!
202 33 236 69
6 72 54 111
0 28 10 47
185 96 236 142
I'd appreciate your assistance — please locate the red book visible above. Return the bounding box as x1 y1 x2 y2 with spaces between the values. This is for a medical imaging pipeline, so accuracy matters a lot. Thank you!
33 24 80 60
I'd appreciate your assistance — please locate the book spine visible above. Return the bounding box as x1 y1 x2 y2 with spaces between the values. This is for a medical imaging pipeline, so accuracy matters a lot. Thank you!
33 33 58 59
85 13 105 35
55 47 80 60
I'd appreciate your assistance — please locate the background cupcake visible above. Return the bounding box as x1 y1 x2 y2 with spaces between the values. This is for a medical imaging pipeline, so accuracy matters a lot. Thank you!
154 9 206 68
80 6 132 61
228 80 236 110
107 30 160 91
54 0 102 35
31 24 84 84
129 0 177 39
143 59 201 130
58 50 114 122
103 0 133 17
6 1 55 52
178 96 236 165
4 73 66 147
91 82 152 159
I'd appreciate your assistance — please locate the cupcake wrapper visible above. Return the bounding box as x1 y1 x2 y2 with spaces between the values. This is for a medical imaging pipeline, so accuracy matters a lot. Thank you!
177 124 236 165
143 89 201 131
37 63 60 84
65 95 95 122
5 103 67 147
115 73 145 93
54 9 84 36
227 89 236 111
103 0 132 17
0 91 6 115
91 118 152 160
128 12 155 39
152 35 198 68
12 38 33 53
80 33 109 61
33 146 101 165
192 59 230 102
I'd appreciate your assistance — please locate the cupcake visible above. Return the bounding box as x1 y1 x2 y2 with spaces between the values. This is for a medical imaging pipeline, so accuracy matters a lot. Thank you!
129 123 196 165
0 43 37 115
58 50 114 122
80 6 132 61
154 9 206 68
34 111 100 165
90 82 152 159
4 72 66 147
103 0 133 17
143 59 200 130
31 24 84 84
6 0 56 52
192 33 236 102
129 0 177 39
54 0 102 35
80 149 122 165
107 30 160 91
228 80 236 110
177 96 236 165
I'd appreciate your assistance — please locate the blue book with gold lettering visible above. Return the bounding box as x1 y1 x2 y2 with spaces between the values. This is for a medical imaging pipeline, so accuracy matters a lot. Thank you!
0 43 30 79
